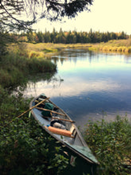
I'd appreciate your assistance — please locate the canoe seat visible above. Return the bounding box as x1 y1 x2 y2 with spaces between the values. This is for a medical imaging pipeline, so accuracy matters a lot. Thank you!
71 128 77 138
70 126 77 138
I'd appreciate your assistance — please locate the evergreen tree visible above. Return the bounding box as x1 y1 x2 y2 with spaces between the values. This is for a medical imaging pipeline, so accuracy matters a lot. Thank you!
118 31 127 39
37 31 44 43
27 31 34 42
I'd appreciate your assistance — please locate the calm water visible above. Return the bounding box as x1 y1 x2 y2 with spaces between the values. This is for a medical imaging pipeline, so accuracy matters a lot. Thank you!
23 49 131 127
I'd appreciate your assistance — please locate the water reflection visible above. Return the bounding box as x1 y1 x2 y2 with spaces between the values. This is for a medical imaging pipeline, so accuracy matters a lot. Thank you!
23 49 131 127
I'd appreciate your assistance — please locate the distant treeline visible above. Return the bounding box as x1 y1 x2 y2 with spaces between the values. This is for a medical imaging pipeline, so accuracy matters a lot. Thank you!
12 29 129 44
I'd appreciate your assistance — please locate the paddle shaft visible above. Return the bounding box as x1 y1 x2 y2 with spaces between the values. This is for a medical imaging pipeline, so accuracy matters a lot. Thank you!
35 107 66 116
2 97 50 128
17 97 50 118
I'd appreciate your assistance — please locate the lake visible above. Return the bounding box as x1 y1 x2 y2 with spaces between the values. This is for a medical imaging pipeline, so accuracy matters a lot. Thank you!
23 49 131 128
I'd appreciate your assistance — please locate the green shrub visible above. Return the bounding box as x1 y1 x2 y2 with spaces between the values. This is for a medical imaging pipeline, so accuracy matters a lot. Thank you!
102 46 108 51
0 117 68 175
0 92 68 175
125 47 131 53
112 47 118 51
28 51 45 58
122 47 127 52
117 47 123 52
128 47 131 53
84 115 131 175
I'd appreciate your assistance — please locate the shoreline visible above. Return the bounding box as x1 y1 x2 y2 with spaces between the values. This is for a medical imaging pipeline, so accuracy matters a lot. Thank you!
88 39 131 54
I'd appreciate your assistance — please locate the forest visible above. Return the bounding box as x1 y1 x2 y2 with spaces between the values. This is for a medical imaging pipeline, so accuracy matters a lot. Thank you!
8 29 129 44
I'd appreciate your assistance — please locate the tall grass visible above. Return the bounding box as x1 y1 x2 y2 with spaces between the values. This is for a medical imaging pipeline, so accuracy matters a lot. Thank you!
84 115 131 175
8 42 90 59
0 45 56 89
88 39 131 54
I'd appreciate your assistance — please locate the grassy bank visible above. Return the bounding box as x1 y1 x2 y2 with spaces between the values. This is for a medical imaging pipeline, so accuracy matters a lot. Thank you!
88 39 131 54
8 42 90 59
0 44 56 89
1 42 90 89
84 115 131 175
10 40 131 57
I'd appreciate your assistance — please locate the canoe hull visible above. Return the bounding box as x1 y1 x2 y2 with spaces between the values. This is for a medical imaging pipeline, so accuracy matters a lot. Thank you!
29 94 99 175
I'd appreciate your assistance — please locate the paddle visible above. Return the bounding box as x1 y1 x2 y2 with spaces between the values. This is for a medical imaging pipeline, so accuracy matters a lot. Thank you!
2 97 50 128
16 97 50 118
35 107 66 116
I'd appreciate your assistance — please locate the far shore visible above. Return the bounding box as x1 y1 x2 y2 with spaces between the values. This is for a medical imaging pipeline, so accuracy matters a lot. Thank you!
8 39 131 61
88 39 131 54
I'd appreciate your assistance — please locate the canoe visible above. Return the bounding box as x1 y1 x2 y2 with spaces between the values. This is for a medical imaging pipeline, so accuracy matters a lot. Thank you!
29 93 99 175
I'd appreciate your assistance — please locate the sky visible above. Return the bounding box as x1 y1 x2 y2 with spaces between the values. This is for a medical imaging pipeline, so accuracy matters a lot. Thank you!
32 0 131 34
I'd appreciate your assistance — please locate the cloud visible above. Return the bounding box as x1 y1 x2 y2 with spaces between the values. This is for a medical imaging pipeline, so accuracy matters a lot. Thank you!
24 77 122 98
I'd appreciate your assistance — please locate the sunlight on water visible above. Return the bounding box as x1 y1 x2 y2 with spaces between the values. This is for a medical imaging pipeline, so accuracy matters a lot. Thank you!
23 50 131 127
